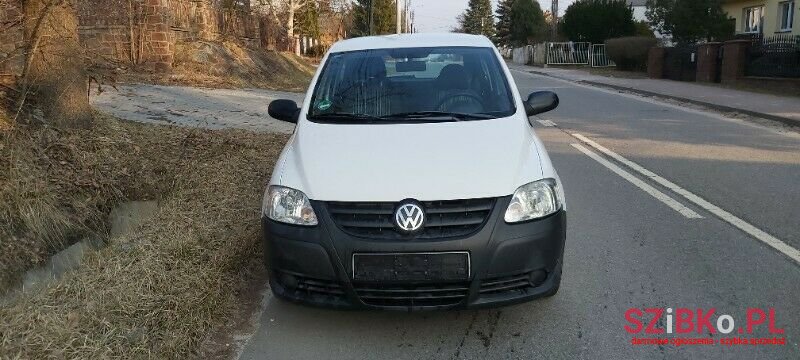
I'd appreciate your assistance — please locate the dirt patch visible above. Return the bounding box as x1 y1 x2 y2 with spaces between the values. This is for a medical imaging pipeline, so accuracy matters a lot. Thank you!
0 114 289 358
120 41 316 91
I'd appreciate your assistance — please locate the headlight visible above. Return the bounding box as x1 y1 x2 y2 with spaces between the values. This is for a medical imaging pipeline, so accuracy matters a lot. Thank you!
263 185 318 226
504 179 562 223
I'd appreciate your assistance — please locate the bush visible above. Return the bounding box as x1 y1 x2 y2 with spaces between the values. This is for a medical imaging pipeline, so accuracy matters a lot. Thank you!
634 20 656 38
605 36 658 71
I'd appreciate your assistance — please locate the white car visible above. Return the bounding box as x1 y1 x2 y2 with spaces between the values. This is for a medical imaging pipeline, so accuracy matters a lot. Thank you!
262 33 565 310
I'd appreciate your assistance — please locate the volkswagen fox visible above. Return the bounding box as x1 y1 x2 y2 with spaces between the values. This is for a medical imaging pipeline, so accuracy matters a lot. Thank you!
263 33 565 310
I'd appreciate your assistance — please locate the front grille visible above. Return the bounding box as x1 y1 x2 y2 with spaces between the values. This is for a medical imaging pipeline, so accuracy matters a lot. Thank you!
479 272 534 295
326 198 495 239
353 282 470 307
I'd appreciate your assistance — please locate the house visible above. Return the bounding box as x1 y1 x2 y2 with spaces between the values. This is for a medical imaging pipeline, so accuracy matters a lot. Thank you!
626 0 670 42
722 0 797 35
627 0 648 23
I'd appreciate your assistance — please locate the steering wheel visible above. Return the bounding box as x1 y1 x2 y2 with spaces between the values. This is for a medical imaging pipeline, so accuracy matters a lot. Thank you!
436 91 485 113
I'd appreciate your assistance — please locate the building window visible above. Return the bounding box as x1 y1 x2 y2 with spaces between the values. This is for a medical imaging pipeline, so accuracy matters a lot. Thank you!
779 1 795 31
743 6 764 33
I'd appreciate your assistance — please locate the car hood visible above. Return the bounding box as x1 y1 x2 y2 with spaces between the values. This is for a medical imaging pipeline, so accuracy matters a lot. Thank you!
275 117 544 202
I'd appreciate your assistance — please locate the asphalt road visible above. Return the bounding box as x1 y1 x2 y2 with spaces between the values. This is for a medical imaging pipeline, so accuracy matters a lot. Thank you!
236 71 800 360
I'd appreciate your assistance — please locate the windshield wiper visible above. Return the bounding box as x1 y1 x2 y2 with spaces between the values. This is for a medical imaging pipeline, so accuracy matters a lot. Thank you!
381 111 495 121
307 113 383 123
308 111 496 123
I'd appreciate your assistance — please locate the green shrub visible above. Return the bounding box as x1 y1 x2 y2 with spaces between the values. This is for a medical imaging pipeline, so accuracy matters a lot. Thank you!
634 20 655 38
605 36 658 71
646 0 735 44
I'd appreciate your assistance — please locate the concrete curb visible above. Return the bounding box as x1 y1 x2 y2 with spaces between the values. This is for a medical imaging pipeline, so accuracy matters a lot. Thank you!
528 70 800 128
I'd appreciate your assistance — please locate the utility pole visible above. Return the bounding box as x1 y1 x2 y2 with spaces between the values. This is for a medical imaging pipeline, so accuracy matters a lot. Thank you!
396 0 402 34
551 0 558 40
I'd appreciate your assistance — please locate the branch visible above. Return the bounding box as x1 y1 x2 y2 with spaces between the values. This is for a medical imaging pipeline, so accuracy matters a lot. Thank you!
14 0 67 120
259 0 289 32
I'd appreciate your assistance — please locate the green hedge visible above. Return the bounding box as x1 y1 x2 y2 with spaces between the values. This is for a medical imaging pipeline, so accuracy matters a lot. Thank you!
605 37 658 71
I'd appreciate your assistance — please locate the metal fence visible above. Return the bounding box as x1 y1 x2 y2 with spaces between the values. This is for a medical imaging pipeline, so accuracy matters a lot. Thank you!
547 42 590 65
590 44 615 67
745 34 800 78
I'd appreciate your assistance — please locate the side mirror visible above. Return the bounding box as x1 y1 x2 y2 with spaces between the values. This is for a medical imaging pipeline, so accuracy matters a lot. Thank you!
525 91 559 116
268 99 300 123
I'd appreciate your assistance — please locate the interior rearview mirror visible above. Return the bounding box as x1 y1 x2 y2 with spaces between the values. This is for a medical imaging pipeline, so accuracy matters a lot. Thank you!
525 91 559 116
268 99 300 123
396 61 427 72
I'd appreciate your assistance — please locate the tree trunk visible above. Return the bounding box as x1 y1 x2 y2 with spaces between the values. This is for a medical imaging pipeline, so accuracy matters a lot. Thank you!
286 3 295 41
21 0 92 128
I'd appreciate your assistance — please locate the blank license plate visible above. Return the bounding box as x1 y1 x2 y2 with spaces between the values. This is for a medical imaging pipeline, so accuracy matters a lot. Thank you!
353 252 470 282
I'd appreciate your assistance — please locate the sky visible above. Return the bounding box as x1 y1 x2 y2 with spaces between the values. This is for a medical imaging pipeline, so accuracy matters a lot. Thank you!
409 0 576 33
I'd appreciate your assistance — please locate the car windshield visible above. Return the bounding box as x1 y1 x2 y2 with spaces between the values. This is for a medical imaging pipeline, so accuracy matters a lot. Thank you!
307 46 516 123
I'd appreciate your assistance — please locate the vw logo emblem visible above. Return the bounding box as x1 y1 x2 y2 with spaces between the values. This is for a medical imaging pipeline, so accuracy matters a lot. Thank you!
395 202 425 233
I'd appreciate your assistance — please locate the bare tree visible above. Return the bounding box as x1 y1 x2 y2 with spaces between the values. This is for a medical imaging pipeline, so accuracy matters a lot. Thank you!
260 0 316 43
127 0 145 65
18 0 91 128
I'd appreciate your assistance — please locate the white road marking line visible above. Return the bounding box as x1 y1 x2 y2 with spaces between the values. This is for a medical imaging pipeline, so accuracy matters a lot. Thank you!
537 119 556 127
571 143 704 219
508 68 800 140
572 133 800 264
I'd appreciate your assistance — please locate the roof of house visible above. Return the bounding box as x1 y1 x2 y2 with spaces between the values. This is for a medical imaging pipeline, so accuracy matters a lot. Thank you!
328 33 495 53
627 0 647 6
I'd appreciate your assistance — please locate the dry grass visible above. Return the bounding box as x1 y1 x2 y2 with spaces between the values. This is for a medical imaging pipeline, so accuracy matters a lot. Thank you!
0 115 289 358
0 87 13 131
0 108 10 131
122 41 316 91
0 116 175 291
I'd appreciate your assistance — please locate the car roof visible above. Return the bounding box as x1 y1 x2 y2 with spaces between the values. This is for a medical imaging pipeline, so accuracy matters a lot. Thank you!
328 33 496 53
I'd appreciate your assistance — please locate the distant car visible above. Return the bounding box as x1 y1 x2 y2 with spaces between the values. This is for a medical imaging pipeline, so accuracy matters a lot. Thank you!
263 33 566 310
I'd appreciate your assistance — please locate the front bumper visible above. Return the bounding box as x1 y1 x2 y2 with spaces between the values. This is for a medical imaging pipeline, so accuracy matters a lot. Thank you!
262 195 566 310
